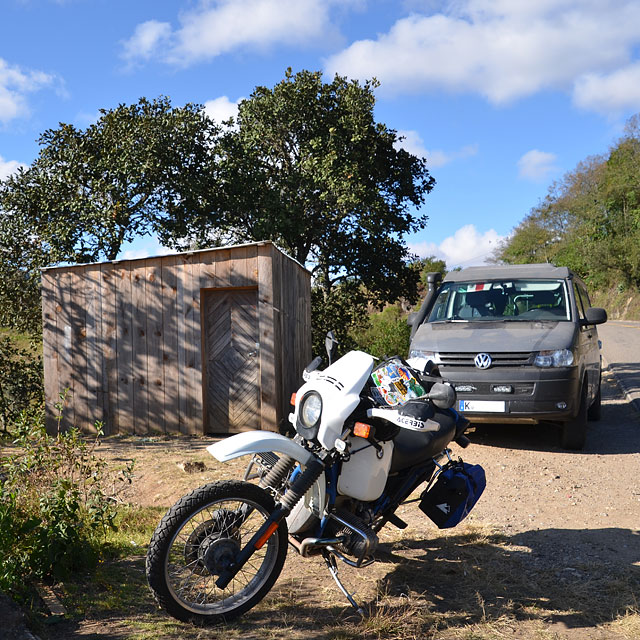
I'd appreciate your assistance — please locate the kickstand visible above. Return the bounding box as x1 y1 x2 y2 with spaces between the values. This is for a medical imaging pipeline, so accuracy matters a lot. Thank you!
322 551 366 617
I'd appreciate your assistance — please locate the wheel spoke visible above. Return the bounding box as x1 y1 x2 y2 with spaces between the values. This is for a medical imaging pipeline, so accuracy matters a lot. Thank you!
146 481 288 623
160 490 281 613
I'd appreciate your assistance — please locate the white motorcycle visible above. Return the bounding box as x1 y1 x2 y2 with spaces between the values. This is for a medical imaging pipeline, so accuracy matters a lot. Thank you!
146 333 485 625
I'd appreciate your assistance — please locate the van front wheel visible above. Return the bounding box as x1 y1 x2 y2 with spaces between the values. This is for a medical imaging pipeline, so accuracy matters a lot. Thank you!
587 377 602 421
561 382 588 450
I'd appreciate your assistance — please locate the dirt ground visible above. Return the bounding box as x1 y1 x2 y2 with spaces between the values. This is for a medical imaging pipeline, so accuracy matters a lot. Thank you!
101 366 640 557
6 366 640 639
86 366 640 636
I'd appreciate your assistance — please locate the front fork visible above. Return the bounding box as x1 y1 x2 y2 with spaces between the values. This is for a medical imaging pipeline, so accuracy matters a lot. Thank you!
215 456 325 589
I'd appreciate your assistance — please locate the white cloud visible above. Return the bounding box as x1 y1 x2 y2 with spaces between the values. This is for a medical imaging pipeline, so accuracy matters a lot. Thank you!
573 62 640 115
121 20 172 64
325 1 640 114
0 58 55 124
203 95 242 125
0 155 26 180
517 149 558 181
123 0 350 66
396 130 478 167
409 224 504 267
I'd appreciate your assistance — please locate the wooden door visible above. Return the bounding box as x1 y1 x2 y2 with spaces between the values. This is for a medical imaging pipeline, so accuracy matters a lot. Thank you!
202 288 260 433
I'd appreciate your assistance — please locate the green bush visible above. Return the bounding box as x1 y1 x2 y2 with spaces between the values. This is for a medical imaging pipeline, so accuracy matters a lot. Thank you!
351 305 411 360
0 407 133 593
0 334 43 433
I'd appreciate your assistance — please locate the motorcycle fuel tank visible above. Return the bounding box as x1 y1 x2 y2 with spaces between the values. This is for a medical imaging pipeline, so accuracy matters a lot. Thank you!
337 436 394 501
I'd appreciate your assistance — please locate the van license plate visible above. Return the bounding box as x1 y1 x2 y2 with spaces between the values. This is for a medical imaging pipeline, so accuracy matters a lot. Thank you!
458 400 506 412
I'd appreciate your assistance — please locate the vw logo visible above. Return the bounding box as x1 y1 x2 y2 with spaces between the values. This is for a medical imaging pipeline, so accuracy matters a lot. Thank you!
474 353 492 369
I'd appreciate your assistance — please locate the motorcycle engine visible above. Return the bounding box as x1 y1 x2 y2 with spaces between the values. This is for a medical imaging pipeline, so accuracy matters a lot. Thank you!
332 508 379 560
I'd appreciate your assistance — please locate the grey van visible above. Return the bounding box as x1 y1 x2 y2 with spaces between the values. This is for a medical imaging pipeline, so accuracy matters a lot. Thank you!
407 264 607 449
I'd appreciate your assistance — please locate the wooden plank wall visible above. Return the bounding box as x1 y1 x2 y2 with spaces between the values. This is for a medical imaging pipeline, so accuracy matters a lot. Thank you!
257 244 278 432
273 248 312 429
41 270 60 433
42 242 311 435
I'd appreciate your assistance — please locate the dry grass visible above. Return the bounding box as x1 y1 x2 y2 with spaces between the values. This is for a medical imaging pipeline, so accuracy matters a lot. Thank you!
22 433 640 640
30 518 638 640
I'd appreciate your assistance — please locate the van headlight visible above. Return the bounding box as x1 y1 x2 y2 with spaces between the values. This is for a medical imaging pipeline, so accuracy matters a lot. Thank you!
534 349 574 367
407 350 441 370
296 391 322 440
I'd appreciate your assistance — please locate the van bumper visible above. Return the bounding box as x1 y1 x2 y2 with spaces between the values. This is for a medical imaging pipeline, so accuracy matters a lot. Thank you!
441 366 581 424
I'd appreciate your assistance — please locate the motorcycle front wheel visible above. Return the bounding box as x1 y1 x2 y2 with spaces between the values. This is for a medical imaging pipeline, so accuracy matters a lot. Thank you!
146 480 288 625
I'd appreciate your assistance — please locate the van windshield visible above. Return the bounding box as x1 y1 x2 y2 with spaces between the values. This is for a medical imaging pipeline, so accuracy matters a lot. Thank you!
427 280 571 322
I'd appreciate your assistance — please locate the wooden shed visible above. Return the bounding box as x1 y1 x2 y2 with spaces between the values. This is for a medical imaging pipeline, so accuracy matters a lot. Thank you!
41 241 312 436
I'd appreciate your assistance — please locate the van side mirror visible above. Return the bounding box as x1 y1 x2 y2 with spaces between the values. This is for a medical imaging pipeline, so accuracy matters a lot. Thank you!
407 312 417 326
581 307 607 326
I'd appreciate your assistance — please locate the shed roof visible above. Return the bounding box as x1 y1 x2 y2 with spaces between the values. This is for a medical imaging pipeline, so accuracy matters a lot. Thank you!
444 263 571 282
41 240 309 274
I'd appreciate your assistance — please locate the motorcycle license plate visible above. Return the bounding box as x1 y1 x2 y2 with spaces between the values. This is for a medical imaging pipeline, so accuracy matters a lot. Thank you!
458 400 506 412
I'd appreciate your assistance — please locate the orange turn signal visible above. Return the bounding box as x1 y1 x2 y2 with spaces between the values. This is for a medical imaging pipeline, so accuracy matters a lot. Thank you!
290 393 297 406
353 422 371 438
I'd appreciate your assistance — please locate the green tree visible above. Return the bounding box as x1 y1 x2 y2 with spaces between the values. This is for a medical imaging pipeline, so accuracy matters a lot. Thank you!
414 255 447 292
495 116 640 291
0 207 46 334
595 117 640 287
160 69 434 350
495 155 607 281
0 96 216 264
0 336 43 432
0 96 217 333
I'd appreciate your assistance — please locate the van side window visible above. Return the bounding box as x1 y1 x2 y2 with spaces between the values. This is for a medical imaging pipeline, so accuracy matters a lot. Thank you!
572 281 590 322
578 281 592 307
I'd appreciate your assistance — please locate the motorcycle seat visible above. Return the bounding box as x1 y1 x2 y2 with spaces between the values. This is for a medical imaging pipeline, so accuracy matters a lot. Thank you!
389 411 457 473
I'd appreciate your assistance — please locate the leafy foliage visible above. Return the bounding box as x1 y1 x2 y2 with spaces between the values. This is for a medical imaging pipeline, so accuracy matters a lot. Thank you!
414 255 448 294
1 96 215 263
495 113 640 290
0 408 133 593
0 207 47 335
0 97 216 333
159 69 434 348
350 305 411 360
0 335 43 432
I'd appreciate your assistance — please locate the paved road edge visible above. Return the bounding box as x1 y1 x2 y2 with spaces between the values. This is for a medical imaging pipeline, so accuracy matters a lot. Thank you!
602 356 640 415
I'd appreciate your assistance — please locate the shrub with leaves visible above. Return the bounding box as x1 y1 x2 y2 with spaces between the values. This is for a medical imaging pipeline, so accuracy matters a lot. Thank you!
0 407 133 593
351 305 412 360
0 334 43 433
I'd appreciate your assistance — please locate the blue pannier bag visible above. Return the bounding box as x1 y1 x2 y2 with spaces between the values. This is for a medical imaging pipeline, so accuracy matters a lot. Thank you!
419 459 486 529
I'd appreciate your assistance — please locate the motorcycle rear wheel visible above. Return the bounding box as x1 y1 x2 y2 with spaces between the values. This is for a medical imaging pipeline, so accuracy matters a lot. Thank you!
146 480 288 625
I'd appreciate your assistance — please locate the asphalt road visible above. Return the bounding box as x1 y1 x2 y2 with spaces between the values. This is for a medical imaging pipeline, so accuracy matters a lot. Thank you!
597 319 640 413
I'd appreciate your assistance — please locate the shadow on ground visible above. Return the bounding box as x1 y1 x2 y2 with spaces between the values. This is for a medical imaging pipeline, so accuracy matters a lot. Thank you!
466 371 640 455
41 525 639 640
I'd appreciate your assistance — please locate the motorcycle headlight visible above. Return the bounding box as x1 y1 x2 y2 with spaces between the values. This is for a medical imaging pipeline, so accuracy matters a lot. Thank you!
296 391 322 441
534 348 574 367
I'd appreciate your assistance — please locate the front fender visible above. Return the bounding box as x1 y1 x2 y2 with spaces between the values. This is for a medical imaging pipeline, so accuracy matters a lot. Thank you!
207 431 316 467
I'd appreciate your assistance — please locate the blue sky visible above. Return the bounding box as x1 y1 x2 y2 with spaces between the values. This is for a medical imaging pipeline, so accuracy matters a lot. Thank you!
2 0 640 268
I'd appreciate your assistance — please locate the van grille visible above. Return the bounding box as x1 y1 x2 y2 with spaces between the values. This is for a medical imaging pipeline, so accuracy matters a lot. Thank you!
438 352 533 368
